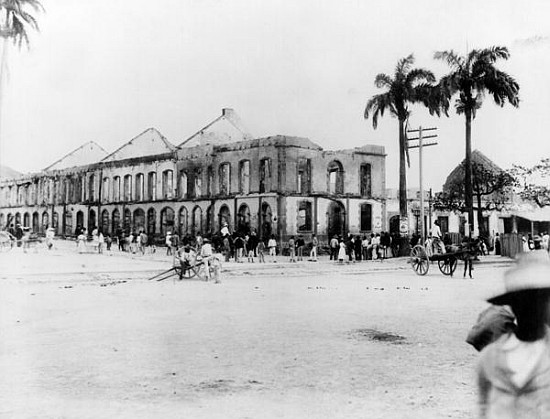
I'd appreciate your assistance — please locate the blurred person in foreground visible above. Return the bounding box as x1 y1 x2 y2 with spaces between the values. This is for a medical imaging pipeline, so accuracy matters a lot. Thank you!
477 250 550 418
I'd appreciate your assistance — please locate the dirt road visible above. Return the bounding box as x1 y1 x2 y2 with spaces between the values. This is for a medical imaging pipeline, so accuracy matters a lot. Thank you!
0 244 512 418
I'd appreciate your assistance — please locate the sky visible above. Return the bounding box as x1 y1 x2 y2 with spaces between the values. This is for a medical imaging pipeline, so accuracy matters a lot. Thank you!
1 0 550 191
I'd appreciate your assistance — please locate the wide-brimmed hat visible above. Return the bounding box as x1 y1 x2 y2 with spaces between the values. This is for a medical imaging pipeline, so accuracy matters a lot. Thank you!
488 250 550 305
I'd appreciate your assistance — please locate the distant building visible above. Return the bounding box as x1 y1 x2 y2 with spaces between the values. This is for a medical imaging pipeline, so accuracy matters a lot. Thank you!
0 109 386 244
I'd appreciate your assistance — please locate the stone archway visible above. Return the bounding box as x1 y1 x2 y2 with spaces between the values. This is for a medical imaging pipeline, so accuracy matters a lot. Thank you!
327 200 346 239
260 202 272 241
237 204 251 235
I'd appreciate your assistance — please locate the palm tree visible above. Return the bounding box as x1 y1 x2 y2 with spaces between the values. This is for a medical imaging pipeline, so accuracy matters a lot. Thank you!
364 54 442 220
0 0 43 164
435 46 519 236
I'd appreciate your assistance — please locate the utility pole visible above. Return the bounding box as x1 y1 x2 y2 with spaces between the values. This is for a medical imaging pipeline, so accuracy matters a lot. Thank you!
407 126 438 243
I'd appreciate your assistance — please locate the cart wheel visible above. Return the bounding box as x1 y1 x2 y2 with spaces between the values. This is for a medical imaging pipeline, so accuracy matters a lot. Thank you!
438 257 457 276
180 266 198 279
410 245 429 276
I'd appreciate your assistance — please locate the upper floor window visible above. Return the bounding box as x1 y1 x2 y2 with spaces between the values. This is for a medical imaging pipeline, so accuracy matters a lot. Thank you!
88 174 95 201
179 170 188 199
162 170 174 199
147 172 157 201
297 158 311 194
102 177 110 203
328 160 344 194
260 158 271 193
113 176 121 202
193 168 202 198
123 174 132 201
219 163 230 195
135 173 144 201
239 160 250 194
207 166 214 197
360 164 372 198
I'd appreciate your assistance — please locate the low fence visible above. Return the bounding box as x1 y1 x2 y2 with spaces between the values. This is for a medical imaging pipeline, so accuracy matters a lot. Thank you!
501 233 523 258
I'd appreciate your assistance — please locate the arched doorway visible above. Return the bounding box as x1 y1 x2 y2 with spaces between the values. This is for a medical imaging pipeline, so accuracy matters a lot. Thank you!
123 208 131 233
101 210 110 235
218 205 231 232
112 209 121 235
133 208 145 233
389 215 400 236
147 208 156 236
327 201 346 239
160 207 175 236
237 204 251 235
260 203 272 241
32 212 39 233
88 209 96 232
23 212 30 228
192 206 202 236
42 211 49 230
76 210 84 233
206 204 215 235
178 207 188 237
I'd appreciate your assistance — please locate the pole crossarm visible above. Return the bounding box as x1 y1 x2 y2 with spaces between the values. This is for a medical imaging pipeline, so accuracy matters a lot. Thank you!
407 127 437 133
407 142 438 149
406 134 438 141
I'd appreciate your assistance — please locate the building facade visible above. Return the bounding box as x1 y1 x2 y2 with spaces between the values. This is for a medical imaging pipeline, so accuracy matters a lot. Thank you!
0 109 386 245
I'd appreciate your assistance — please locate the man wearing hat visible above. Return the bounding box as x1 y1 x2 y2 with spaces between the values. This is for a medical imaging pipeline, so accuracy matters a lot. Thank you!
477 251 550 418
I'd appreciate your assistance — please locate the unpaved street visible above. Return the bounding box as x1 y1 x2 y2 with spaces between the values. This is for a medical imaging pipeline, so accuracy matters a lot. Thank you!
0 243 513 418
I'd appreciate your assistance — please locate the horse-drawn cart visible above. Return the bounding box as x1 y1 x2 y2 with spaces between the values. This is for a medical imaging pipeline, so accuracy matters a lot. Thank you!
410 241 479 277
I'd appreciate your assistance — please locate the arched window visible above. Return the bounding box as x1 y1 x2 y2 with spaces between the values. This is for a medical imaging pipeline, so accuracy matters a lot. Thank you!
260 158 271 193
193 169 202 198
88 174 95 202
123 175 132 201
160 207 175 236
148 172 157 201
23 212 30 228
328 160 344 194
297 201 312 232
135 173 144 201
192 206 202 236
147 208 156 236
179 171 188 199
207 166 214 197
162 170 173 199
102 177 110 203
52 212 59 231
360 164 372 198
239 160 250 194
360 203 372 232
178 207 188 237
219 163 230 195
113 176 121 201
42 211 49 230
237 204 251 234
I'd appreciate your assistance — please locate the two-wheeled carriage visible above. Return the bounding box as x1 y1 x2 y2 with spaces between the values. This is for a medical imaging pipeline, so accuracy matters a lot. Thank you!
409 240 479 277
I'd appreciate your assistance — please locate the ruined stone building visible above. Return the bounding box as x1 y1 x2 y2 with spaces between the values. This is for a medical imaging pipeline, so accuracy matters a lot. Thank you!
0 109 386 244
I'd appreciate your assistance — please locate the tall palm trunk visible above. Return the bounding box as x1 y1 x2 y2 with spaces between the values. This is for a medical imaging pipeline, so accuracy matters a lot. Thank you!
398 118 407 218
464 110 474 237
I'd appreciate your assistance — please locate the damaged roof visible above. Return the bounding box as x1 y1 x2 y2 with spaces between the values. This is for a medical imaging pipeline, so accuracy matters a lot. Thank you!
101 128 176 163
179 108 253 148
44 141 109 171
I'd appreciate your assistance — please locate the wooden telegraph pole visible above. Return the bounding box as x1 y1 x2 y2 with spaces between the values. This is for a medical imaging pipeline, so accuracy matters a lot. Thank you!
407 126 438 243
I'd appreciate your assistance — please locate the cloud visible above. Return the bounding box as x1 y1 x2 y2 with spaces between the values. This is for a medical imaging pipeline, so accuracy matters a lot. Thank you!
514 35 550 48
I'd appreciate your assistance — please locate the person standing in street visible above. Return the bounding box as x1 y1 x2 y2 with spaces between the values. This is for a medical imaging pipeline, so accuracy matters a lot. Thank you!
309 234 318 262
330 235 339 260
268 234 277 263
296 235 305 261
288 236 296 262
